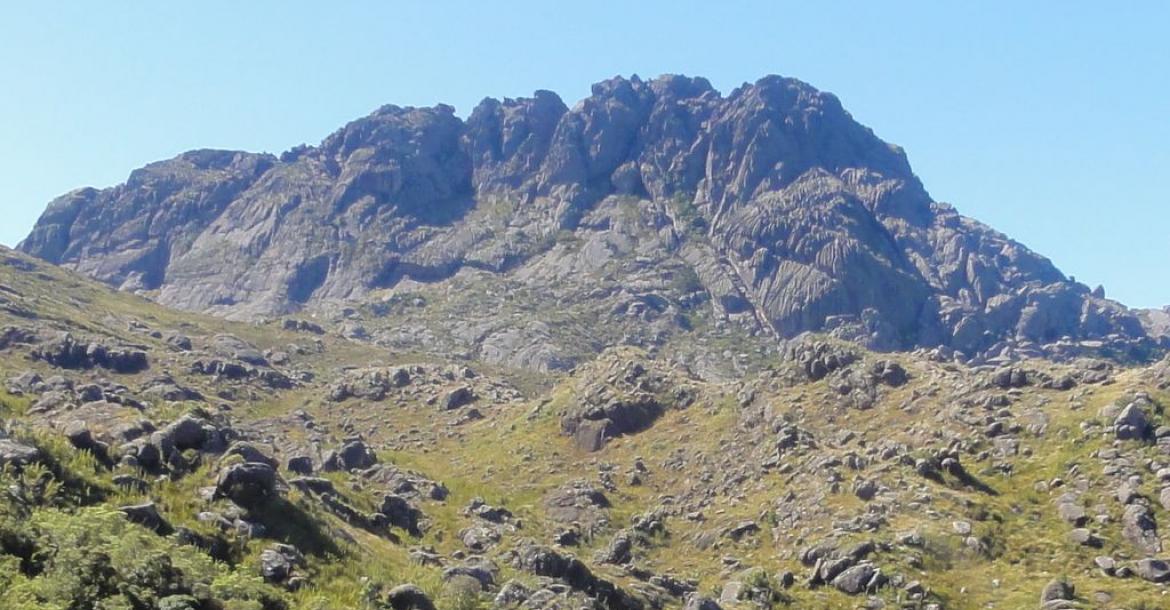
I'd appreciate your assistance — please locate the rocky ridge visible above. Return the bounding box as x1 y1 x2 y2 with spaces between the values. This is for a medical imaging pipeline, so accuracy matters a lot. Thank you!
18 75 1163 368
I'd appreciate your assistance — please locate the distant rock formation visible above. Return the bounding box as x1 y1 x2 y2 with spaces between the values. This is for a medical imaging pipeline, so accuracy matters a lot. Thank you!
19 74 1152 361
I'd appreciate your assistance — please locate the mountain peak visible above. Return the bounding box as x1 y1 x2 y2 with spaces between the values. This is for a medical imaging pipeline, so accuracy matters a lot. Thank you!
18 74 1161 365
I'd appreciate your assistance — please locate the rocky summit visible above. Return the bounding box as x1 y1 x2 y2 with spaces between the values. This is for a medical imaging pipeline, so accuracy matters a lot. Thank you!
18 75 1164 369
3 74 1170 610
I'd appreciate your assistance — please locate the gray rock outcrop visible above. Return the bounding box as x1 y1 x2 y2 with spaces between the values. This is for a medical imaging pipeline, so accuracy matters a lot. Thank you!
18 74 1152 363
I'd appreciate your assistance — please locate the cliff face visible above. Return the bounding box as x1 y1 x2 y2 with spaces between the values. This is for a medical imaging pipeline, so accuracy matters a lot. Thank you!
19 74 1149 360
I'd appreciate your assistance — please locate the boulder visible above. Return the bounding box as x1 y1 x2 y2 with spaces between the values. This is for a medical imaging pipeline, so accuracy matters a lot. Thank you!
460 525 501 551
224 441 277 468
164 415 210 451
211 334 267 365
1056 501 1087 526
831 563 880 595
441 386 476 410
1039 578 1075 609
1093 556 1116 576
287 455 314 475
1115 402 1153 441
63 421 111 464
260 544 304 584
1122 504 1161 554
725 521 759 541
495 581 532 607
288 477 336 495
386 584 435 610
119 502 172 535
870 360 908 386
29 333 149 373
512 541 638 609
465 497 513 523
442 563 496 590
0 437 40 468
992 367 1028 389
812 556 856 586
573 419 609 452
544 481 610 530
1134 558 1170 583
1068 528 1102 548
853 478 878 501
683 596 722 610
380 494 423 535
323 439 377 471
214 462 278 509
597 531 633 565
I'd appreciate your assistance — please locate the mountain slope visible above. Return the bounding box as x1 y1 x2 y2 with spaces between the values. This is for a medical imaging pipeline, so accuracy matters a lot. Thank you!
18 75 1153 366
3 245 1170 610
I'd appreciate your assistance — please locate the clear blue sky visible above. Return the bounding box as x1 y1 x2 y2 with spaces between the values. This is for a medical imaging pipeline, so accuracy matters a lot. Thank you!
1 2 1167 307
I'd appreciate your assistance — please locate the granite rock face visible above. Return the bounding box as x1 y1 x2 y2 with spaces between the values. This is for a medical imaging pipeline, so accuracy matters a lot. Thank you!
19 74 1150 360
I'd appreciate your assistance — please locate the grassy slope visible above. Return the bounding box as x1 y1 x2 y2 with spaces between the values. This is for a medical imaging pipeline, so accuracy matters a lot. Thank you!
2 246 1170 609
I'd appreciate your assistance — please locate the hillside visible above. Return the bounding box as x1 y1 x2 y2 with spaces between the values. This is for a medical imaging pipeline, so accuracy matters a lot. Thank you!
3 243 1170 610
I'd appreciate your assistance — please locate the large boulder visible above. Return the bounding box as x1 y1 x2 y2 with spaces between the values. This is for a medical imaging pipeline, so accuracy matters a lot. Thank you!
441 386 476 410
561 395 663 452
379 494 423 535
513 541 642 610
1134 558 1170 583
259 543 305 584
544 481 611 532
386 584 435 610
328 367 411 402
30 332 149 373
224 441 277 468
210 334 267 365
1115 402 1153 441
286 455 314 475
831 562 882 595
1122 504 1161 555
324 439 378 471
214 462 278 509
1038 578 1076 609
162 414 210 451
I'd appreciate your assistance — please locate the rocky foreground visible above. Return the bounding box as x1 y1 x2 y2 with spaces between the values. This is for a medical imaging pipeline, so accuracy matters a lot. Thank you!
2 246 1170 610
